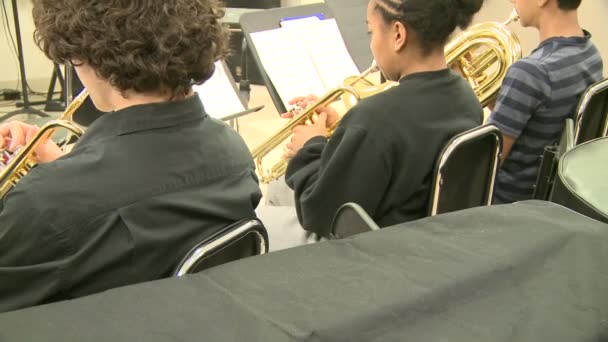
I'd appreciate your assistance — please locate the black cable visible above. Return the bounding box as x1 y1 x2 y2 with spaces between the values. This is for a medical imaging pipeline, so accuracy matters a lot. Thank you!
1 0 19 59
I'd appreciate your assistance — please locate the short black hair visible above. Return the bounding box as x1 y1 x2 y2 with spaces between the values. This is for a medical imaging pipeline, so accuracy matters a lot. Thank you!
374 0 484 54
557 0 582 10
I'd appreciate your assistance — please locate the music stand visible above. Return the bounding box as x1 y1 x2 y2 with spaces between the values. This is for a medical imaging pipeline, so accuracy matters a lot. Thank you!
240 4 335 114
240 2 374 114
1 0 49 121
194 60 263 131
324 0 373 72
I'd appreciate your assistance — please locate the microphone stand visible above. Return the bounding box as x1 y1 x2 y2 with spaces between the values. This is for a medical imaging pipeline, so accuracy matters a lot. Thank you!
1 0 49 121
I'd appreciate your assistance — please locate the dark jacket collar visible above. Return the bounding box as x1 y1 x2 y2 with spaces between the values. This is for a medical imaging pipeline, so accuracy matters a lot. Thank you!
77 95 207 145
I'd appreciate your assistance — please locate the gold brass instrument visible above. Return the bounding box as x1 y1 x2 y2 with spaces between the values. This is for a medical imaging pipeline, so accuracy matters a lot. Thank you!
252 11 522 183
446 10 521 107
251 63 396 183
0 90 88 199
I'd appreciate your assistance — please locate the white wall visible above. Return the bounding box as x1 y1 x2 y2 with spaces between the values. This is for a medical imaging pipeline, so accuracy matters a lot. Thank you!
1 0 606 88
0 0 54 86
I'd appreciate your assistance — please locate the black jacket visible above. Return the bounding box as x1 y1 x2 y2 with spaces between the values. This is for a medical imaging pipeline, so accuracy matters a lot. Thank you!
286 69 482 236
0 96 261 312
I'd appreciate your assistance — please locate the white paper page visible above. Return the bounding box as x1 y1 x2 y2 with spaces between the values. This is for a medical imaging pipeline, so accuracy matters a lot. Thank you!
279 16 320 28
194 61 246 120
284 19 360 91
250 28 326 110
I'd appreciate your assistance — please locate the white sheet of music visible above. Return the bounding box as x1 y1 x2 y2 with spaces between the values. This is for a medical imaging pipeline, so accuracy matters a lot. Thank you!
194 61 246 120
250 27 326 109
250 18 360 109
283 19 360 90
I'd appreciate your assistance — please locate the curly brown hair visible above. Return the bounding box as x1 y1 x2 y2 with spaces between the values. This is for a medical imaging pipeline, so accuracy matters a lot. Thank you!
32 0 229 98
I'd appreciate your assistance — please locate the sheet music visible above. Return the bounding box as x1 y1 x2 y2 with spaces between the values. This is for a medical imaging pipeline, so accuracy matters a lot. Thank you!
250 28 326 109
250 18 360 109
194 61 246 120
284 19 360 90
279 16 321 28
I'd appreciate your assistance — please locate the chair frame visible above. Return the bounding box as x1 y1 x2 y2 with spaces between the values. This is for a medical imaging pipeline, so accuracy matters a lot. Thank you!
428 125 502 216
533 118 575 200
173 219 269 277
574 78 608 144
330 202 380 239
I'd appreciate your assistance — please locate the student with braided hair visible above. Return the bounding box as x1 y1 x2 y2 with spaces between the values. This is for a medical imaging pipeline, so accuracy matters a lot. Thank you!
260 0 484 248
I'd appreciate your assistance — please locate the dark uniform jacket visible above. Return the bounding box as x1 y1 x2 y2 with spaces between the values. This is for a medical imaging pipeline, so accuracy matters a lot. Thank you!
0 96 261 312
286 69 482 236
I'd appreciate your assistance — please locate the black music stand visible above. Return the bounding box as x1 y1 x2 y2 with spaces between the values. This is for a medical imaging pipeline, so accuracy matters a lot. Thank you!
42 63 66 112
240 4 335 114
240 2 373 114
324 0 373 71
2 0 49 121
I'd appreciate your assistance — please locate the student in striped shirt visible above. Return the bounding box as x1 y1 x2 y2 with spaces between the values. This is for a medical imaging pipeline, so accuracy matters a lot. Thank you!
488 0 603 204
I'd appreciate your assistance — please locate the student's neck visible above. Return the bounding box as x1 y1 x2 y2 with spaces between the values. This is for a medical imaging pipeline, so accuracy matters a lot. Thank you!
110 90 190 111
398 51 447 80
538 10 583 42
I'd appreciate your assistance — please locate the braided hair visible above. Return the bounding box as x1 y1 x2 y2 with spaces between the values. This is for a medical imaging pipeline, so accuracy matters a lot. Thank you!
373 0 484 54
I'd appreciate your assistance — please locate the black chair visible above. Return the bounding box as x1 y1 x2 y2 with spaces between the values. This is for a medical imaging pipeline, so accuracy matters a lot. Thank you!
574 78 608 145
428 124 502 216
532 118 575 200
173 218 269 277
550 136 608 223
330 202 380 239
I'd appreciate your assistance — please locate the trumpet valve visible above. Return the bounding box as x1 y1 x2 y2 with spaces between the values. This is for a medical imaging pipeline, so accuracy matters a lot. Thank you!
1 150 10 166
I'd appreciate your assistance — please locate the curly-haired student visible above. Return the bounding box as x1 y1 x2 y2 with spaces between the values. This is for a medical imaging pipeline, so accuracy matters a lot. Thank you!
0 0 261 312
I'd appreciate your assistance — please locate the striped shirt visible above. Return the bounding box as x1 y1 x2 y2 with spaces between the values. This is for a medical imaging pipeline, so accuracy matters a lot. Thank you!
489 30 603 204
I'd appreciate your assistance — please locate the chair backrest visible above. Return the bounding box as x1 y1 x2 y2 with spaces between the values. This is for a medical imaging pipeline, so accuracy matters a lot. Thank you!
550 136 608 223
428 124 502 216
330 202 380 239
533 118 575 200
173 218 269 277
574 78 608 145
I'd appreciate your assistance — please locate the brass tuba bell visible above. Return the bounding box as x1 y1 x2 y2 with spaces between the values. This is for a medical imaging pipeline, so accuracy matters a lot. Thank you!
0 89 88 199
447 10 522 106
251 11 522 183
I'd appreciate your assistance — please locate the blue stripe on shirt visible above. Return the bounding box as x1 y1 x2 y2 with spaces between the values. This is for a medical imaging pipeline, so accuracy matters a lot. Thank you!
489 31 604 203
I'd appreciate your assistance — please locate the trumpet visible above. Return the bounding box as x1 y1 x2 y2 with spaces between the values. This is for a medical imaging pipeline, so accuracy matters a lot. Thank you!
251 63 396 183
252 11 522 183
0 90 88 199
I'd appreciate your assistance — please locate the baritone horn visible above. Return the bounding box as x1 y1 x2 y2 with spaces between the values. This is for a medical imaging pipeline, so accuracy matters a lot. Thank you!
251 10 522 183
446 9 521 106
0 89 88 199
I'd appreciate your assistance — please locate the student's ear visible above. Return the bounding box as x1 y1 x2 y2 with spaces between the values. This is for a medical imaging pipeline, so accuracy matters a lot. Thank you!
537 0 549 8
393 21 407 52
